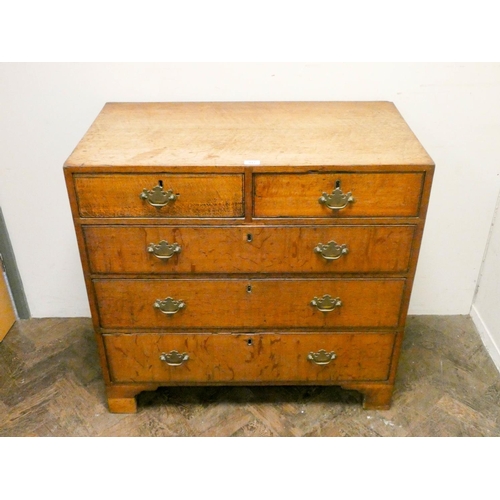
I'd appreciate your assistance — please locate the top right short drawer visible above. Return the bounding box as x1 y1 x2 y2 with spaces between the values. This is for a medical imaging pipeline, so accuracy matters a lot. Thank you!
253 172 424 218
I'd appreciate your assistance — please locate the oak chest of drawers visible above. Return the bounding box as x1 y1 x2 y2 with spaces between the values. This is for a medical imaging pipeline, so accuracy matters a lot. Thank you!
64 101 434 413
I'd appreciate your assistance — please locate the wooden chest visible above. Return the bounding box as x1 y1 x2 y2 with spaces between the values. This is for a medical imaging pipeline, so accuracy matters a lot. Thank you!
64 102 434 413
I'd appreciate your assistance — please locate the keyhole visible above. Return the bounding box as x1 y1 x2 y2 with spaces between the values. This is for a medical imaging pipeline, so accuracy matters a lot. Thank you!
247 233 253 243
247 339 253 346
335 180 341 189
247 284 252 293
158 180 163 188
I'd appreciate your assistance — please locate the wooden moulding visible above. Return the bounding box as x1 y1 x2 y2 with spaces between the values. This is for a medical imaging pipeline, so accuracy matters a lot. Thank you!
104 381 396 414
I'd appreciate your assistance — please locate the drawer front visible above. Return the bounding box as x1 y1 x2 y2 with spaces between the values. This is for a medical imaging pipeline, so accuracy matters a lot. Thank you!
254 173 424 218
104 332 396 383
74 174 244 218
85 225 415 274
94 278 404 329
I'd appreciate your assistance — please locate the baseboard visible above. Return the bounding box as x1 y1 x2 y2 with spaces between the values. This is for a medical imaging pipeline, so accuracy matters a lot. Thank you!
470 305 500 374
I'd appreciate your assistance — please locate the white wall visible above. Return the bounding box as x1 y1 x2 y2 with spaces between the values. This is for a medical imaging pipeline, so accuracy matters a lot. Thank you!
0 62 499 317
471 191 500 370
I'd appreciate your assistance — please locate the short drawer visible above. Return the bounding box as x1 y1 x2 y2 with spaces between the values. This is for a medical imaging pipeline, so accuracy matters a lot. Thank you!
94 278 405 330
254 172 424 218
74 173 244 218
85 225 415 274
103 332 396 383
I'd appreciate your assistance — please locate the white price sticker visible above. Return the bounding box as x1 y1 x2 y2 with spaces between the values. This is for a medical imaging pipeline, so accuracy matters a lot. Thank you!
244 160 261 166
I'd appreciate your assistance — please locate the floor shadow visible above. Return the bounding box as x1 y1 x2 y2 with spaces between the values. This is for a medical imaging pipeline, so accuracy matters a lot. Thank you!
137 384 363 410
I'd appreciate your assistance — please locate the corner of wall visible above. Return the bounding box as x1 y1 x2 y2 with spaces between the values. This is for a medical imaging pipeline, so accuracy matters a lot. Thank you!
471 305 500 374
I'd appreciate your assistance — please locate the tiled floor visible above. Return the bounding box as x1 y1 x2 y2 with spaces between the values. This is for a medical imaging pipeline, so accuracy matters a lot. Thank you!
1 315 499 436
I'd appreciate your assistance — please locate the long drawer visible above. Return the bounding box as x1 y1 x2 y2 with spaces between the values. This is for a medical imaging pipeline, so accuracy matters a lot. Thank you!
94 278 405 330
103 332 396 383
254 172 424 217
84 225 415 275
74 173 244 218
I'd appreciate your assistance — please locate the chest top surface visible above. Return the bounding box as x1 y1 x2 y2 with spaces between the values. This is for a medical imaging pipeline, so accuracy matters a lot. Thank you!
64 101 434 169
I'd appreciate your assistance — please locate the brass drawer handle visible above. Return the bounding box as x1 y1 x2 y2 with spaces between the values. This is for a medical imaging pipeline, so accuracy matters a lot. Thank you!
314 240 349 260
160 350 189 366
140 184 178 208
154 297 185 315
311 294 342 312
147 240 181 260
308 349 337 365
318 186 354 210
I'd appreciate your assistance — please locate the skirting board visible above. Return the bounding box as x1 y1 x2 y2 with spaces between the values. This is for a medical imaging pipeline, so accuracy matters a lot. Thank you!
471 305 500 374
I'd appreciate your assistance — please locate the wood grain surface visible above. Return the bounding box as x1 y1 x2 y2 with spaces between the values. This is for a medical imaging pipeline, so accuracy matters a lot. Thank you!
74 173 244 218
94 278 405 330
254 172 424 217
103 332 396 383
64 102 434 168
84 224 415 275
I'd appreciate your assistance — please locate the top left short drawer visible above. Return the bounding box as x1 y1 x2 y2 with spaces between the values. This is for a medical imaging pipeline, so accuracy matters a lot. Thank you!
73 174 244 218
